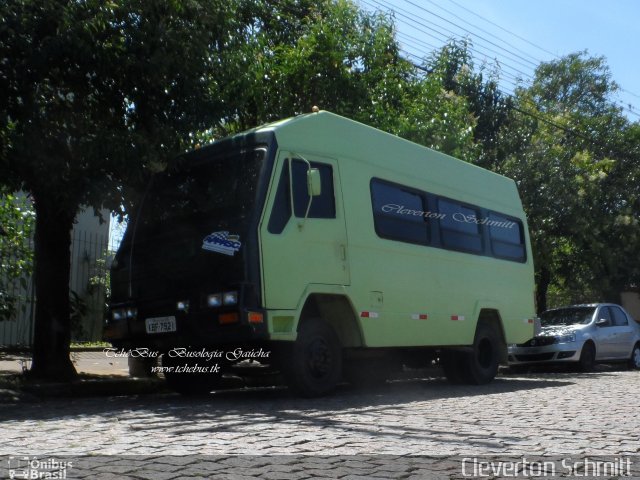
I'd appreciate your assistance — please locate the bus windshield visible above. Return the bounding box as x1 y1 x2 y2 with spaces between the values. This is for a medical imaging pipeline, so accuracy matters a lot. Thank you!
137 147 265 233
114 146 266 301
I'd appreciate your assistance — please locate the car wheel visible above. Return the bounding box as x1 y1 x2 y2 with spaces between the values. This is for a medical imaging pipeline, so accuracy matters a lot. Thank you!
578 342 596 372
284 319 342 397
628 343 640 370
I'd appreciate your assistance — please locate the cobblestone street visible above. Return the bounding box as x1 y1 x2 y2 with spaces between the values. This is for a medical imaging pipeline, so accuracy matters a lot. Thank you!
1 367 639 478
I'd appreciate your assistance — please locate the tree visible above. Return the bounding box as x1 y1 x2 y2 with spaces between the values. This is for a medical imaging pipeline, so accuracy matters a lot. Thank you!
0 190 35 322
423 40 511 169
213 1 479 161
498 52 639 311
0 0 241 379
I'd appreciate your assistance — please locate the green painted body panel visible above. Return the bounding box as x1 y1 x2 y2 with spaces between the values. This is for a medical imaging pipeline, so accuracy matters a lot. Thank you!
256 111 535 347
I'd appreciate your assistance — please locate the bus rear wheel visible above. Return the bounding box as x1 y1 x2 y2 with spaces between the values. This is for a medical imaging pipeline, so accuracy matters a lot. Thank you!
441 323 500 385
465 323 501 384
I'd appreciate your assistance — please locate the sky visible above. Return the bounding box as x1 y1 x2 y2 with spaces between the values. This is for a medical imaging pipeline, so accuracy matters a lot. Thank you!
358 0 640 121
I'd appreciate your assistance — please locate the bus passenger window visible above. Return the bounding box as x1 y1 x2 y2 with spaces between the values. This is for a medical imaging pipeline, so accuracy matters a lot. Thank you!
438 199 483 253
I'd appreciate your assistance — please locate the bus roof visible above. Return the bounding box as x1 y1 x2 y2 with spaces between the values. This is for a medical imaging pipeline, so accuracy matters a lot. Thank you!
252 110 522 214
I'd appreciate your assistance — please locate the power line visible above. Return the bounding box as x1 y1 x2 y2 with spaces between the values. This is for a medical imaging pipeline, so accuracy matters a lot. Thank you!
377 0 538 73
397 31 530 90
366 0 536 80
440 0 640 114
444 0 559 59
401 0 539 68
368 21 636 155
360 0 640 121
421 0 542 65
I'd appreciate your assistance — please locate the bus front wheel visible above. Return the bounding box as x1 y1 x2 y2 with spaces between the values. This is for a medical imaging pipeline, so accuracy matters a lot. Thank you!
285 319 342 397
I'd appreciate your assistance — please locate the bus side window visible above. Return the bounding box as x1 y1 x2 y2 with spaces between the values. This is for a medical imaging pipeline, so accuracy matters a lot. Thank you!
370 179 430 245
488 212 526 262
437 198 483 253
267 162 292 234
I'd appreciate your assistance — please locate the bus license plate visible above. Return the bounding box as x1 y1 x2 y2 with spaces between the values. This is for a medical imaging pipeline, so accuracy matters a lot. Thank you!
145 316 177 334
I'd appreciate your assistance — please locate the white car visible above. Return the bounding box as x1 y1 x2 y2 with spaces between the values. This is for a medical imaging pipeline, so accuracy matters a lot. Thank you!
508 304 640 372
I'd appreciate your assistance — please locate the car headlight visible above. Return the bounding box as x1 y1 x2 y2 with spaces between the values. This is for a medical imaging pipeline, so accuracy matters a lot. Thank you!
555 333 576 344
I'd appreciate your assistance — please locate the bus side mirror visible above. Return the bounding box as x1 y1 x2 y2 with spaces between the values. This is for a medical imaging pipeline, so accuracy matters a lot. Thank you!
307 168 321 197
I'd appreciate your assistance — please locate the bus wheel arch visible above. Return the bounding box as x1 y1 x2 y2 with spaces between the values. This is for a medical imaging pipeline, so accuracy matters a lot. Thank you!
298 293 363 348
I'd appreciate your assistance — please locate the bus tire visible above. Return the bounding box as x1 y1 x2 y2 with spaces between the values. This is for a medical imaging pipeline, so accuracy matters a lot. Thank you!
286 319 342 397
463 322 501 384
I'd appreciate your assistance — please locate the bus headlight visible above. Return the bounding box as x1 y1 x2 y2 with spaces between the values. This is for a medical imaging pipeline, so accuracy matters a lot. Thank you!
207 293 222 308
223 291 238 306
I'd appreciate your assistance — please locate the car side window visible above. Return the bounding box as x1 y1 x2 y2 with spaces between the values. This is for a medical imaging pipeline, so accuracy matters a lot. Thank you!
610 306 629 326
598 307 613 327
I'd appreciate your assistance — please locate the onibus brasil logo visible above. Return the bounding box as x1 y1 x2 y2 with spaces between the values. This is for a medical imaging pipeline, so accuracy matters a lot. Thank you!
8 456 73 479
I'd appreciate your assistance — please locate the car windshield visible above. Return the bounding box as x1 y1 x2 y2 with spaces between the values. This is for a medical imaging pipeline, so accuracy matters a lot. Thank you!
540 307 596 326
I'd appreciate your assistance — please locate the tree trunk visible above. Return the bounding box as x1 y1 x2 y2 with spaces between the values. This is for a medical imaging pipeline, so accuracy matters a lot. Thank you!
535 266 551 315
28 195 78 380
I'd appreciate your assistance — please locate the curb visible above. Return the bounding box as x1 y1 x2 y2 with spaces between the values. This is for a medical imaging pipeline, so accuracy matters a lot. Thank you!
0 376 168 403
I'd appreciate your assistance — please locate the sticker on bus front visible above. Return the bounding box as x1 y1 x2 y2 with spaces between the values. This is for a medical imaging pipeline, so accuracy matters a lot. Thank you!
202 231 242 256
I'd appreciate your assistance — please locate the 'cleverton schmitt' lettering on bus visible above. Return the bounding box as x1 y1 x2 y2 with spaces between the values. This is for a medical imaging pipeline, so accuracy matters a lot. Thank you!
381 204 516 229
381 203 446 219
452 213 516 229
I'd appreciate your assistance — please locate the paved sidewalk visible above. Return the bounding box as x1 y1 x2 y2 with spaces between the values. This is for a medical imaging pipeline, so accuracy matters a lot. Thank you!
0 350 130 377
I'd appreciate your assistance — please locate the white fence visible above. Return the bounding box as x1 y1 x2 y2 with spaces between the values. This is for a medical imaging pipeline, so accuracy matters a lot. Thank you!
0 229 112 349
